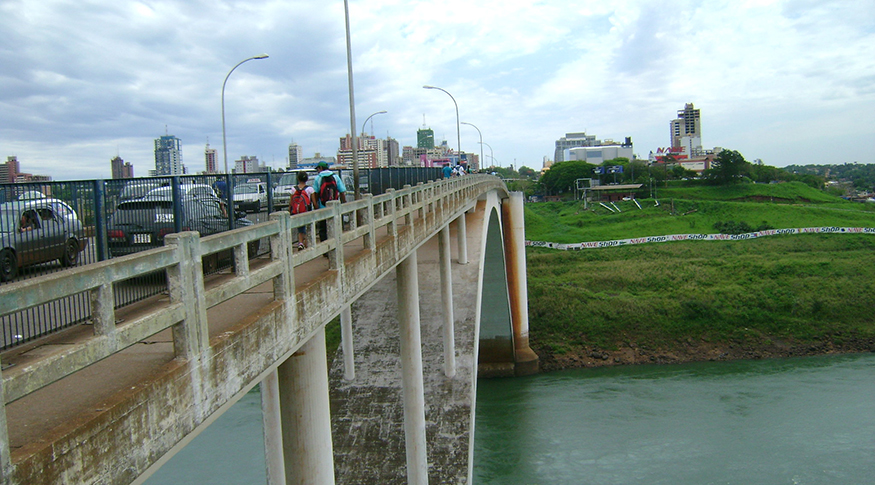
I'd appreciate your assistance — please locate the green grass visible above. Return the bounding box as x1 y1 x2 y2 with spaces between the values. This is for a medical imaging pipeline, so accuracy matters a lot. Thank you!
526 184 875 244
528 235 875 352
525 183 875 354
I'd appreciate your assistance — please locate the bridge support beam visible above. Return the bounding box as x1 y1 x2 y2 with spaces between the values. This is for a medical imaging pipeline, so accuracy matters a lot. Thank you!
278 329 336 485
261 370 286 485
341 306 355 380
502 192 539 376
439 226 456 378
456 213 468 265
397 253 429 484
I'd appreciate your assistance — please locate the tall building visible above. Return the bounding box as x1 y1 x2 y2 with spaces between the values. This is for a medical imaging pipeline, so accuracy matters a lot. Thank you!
670 103 702 156
288 143 302 169
417 127 435 149
204 143 218 173
111 156 134 179
154 135 184 175
554 132 600 162
386 137 401 166
235 155 265 173
1 156 20 183
338 134 381 169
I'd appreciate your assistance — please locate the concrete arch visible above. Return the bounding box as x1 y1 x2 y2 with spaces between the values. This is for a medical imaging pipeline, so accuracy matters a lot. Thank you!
474 193 515 376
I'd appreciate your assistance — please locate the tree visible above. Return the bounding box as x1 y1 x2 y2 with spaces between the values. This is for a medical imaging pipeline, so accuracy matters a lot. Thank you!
538 160 595 195
707 149 749 185
518 166 537 178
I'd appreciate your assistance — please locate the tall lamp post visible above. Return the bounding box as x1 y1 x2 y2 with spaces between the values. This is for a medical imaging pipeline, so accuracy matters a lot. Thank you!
423 85 461 166
460 121 482 171
479 141 494 167
361 110 387 136
221 54 269 175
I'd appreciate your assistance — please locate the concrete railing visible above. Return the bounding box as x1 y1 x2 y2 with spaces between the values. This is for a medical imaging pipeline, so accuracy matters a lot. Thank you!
0 174 506 482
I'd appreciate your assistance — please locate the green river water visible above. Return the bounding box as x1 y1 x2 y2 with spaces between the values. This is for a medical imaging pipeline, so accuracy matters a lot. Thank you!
147 353 875 484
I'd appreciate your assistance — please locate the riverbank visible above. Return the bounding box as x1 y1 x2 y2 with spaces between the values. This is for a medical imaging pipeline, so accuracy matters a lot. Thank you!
525 235 875 373
535 333 875 372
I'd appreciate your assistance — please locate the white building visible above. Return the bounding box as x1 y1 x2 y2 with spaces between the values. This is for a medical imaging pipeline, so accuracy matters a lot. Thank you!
565 144 634 165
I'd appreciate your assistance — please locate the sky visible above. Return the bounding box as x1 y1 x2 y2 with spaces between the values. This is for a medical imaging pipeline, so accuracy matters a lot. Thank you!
1 0 873 181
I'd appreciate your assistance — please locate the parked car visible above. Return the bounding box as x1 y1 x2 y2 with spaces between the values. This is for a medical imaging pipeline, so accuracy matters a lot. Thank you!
145 184 218 200
233 183 267 213
106 195 258 268
0 199 88 281
272 170 317 211
119 181 163 202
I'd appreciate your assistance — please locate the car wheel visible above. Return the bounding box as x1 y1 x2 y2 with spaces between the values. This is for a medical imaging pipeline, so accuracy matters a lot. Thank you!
0 249 17 282
60 239 80 267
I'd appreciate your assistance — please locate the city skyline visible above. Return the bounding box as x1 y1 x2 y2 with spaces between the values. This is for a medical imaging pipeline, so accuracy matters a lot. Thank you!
1 1 873 180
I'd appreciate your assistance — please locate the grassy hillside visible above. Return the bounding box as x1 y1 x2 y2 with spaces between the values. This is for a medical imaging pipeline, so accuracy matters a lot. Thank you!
526 183 875 243
525 183 875 369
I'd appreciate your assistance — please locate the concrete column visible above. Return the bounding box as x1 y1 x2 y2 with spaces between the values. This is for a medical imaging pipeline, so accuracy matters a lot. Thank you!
438 226 455 378
456 213 468 265
0 360 10 476
341 306 355 380
261 370 286 485
164 232 208 359
501 192 539 376
396 253 429 484
278 329 336 485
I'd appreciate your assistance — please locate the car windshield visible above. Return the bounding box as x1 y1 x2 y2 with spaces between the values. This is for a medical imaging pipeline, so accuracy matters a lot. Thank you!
277 174 297 186
0 209 19 233
236 185 258 194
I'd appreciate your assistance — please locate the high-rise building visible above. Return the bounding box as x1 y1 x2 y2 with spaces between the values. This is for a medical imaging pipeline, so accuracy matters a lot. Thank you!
417 127 435 149
204 143 218 173
288 143 302 169
154 135 184 175
386 137 401 166
111 156 134 179
338 134 381 169
235 155 265 173
554 132 600 162
670 103 702 156
1 156 20 183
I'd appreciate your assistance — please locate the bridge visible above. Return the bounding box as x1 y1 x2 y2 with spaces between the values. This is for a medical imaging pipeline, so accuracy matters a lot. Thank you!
0 175 537 484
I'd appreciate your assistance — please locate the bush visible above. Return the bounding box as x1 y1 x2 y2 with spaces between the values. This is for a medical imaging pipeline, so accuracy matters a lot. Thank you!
713 220 753 234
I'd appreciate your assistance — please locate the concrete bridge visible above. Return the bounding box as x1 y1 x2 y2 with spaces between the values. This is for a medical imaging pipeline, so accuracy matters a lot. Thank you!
0 175 537 484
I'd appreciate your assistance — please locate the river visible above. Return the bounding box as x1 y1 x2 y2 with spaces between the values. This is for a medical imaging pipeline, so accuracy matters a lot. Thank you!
146 353 875 484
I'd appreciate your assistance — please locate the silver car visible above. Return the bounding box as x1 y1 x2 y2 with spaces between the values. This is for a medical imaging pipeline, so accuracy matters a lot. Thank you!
0 200 87 281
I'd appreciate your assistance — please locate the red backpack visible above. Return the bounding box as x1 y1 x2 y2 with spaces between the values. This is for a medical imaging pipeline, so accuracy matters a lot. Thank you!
289 186 310 215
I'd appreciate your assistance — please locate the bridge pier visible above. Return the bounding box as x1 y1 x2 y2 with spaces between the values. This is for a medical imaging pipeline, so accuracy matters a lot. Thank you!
439 225 456 378
397 253 429 484
503 192 539 376
260 370 286 485
278 329 336 485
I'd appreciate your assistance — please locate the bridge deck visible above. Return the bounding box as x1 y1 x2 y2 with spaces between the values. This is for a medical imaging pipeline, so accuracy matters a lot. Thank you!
0 229 379 459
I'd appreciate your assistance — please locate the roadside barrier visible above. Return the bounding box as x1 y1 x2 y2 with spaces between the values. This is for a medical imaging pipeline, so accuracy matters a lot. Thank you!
526 227 875 250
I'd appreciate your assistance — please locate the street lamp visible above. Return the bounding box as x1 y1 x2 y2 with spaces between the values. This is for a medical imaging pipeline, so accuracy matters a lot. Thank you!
423 85 461 166
460 121 482 171
221 54 269 175
479 141 494 167
361 110 387 137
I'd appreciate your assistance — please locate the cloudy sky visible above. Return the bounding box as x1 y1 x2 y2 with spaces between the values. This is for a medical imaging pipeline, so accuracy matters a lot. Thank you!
1 0 873 180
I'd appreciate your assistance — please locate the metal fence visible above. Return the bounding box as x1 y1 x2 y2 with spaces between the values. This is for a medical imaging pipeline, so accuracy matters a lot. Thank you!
0 167 442 349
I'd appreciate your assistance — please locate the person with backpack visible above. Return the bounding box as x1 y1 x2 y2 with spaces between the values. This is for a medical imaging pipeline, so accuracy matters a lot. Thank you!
311 161 347 242
288 170 316 250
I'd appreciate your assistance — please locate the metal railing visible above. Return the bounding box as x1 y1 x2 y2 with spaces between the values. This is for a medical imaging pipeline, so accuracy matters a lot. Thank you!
0 167 442 349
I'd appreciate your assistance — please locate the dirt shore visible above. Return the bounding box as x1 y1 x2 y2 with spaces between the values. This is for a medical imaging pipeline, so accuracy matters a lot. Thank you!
535 334 875 372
